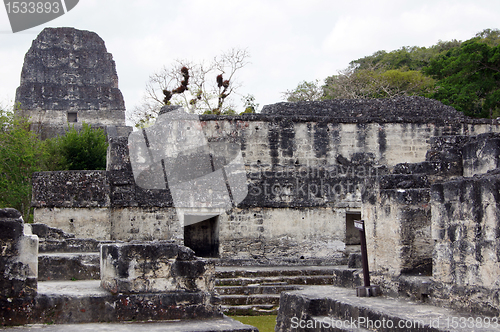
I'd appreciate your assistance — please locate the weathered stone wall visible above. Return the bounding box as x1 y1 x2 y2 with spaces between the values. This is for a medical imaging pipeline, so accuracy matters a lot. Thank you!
15 27 128 139
0 208 38 298
218 207 346 265
31 171 111 240
463 133 500 177
431 171 500 314
31 98 500 264
360 132 471 284
358 131 500 314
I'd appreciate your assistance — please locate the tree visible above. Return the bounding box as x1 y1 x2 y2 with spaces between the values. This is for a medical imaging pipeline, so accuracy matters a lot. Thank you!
282 80 324 102
47 123 108 170
351 42 462 72
132 48 250 127
424 36 500 118
240 94 259 114
322 65 435 99
0 108 47 220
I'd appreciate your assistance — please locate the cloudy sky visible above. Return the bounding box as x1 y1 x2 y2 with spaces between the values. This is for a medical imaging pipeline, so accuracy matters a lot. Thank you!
1 0 500 123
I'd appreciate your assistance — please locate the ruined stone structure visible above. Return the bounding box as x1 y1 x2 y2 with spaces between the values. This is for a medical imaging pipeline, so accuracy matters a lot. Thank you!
0 208 38 299
359 132 500 314
0 211 224 326
15 27 130 139
31 98 500 266
16 28 500 324
100 241 215 294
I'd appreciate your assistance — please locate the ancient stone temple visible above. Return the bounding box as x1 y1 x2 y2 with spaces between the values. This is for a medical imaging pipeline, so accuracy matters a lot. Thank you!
10 27 500 330
15 27 129 139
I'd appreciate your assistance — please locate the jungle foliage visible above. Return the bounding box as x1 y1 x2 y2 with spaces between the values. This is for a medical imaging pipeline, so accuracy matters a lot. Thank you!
285 28 500 118
0 109 108 221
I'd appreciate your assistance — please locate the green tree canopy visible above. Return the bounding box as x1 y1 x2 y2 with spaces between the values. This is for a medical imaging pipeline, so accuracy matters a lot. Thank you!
285 28 500 118
48 123 108 170
424 36 500 117
323 67 435 99
282 80 324 102
351 41 462 72
0 109 47 220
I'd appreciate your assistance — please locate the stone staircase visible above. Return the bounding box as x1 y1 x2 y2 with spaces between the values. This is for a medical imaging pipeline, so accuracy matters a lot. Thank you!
215 265 363 315
33 223 106 281
33 223 365 319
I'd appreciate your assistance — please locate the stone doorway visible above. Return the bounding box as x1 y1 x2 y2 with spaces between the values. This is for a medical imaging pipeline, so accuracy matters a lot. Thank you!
184 215 219 258
345 212 361 245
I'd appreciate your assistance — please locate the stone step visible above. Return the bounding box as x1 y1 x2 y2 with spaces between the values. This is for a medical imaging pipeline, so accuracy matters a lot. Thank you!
216 275 336 287
215 265 343 278
275 285 500 332
0 316 258 332
219 294 281 306
222 304 278 316
216 284 301 295
38 238 110 253
1 280 222 325
38 252 100 281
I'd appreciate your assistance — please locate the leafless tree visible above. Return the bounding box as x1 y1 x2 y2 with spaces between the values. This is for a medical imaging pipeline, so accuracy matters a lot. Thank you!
131 48 250 128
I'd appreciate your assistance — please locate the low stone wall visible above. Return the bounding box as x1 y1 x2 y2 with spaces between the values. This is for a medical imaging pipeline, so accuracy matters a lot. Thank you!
100 241 214 294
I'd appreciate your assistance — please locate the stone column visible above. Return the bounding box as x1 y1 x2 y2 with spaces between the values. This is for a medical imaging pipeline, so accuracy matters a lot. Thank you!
362 174 432 278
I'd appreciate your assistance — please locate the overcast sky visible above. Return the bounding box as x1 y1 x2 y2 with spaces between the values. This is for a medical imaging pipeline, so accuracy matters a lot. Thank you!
1 0 500 123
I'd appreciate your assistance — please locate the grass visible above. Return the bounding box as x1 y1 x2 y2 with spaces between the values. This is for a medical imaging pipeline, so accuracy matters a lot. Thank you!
230 315 277 332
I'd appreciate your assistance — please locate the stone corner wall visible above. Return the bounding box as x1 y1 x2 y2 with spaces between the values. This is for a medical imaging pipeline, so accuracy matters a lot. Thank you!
362 174 432 279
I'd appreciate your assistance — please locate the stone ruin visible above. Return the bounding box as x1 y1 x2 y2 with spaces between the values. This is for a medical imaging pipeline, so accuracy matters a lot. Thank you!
15 27 130 139
0 208 38 299
4 27 500 329
30 96 500 315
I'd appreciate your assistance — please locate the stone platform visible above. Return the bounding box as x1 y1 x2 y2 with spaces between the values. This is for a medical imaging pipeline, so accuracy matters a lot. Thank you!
1 280 220 326
0 282 257 331
0 316 257 332
275 286 500 332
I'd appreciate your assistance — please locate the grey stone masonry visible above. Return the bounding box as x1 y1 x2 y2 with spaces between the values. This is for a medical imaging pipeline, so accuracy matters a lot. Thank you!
100 241 215 294
0 208 38 298
15 27 127 139
431 170 500 315
261 96 466 123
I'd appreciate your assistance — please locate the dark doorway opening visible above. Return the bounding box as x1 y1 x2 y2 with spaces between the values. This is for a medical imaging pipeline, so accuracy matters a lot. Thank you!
184 215 219 258
345 212 362 245
67 112 78 123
